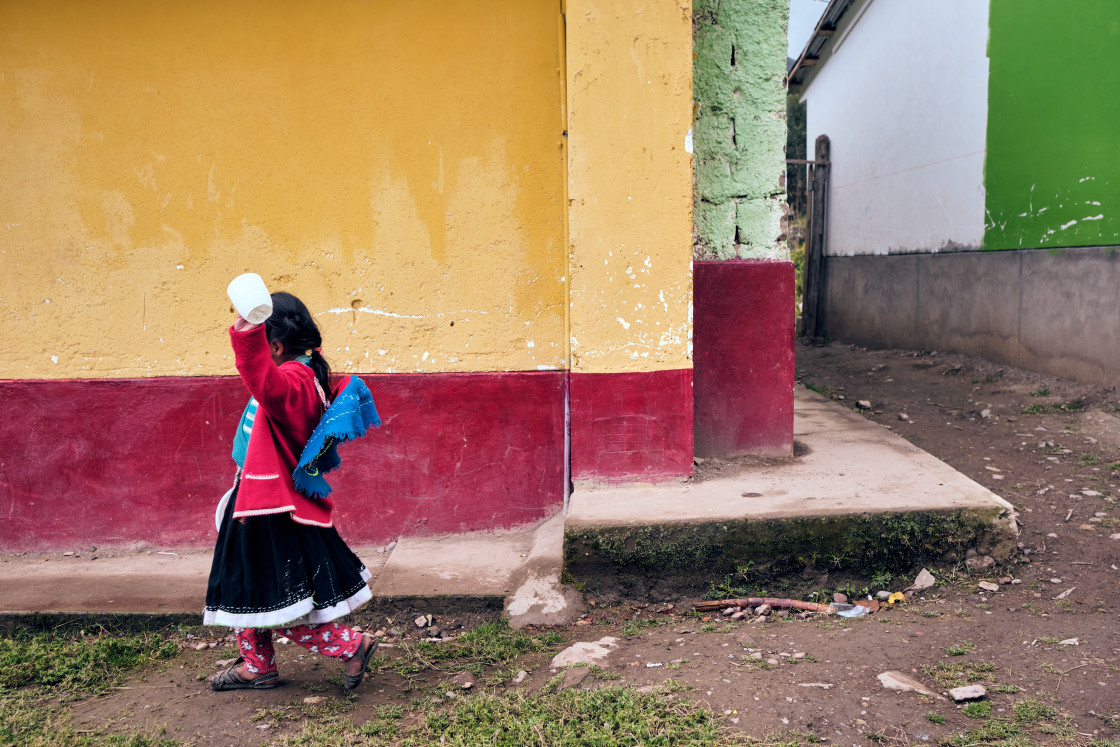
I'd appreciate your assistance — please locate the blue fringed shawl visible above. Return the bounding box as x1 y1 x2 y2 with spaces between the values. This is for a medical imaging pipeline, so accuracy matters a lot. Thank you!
292 375 381 499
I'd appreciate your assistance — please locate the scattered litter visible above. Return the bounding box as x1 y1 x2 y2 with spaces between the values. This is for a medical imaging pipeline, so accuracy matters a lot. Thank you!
1058 638 1079 646
887 592 907 605
798 682 833 689
646 662 663 668
837 605 870 618
157 552 178 556
1054 587 1075 600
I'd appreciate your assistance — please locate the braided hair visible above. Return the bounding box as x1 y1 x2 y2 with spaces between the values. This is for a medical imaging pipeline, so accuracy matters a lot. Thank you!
264 292 332 398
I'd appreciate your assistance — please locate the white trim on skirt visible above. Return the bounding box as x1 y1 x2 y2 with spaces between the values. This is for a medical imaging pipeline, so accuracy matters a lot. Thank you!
203 568 373 629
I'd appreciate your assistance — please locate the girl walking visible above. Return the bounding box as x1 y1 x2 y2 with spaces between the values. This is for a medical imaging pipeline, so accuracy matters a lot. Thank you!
205 292 381 691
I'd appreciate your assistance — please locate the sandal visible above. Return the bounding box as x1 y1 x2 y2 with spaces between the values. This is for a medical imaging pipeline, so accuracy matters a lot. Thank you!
342 633 379 690
210 657 280 691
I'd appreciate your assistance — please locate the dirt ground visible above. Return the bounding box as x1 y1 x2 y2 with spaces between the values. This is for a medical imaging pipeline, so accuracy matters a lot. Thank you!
67 341 1120 745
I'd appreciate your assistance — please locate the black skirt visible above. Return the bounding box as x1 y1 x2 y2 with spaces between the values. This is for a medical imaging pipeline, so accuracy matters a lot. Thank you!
204 482 372 628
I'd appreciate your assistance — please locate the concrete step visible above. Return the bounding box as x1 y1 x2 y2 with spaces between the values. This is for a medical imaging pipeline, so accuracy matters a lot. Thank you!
0 387 1017 621
563 387 1019 595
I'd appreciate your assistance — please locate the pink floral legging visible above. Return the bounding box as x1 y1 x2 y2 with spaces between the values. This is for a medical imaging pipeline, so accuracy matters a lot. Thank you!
236 622 362 674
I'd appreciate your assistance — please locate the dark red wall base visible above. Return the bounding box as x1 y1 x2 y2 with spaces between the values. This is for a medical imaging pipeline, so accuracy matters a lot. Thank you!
0 373 565 551
693 260 795 458
570 369 694 482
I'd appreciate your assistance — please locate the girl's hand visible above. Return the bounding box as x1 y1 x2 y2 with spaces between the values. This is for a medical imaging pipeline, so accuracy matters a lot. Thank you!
233 315 260 332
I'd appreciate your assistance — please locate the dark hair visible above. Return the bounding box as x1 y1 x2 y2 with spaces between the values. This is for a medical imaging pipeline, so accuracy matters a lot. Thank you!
264 292 332 400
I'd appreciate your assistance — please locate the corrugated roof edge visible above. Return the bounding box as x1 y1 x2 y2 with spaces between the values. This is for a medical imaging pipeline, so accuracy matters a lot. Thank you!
789 0 857 91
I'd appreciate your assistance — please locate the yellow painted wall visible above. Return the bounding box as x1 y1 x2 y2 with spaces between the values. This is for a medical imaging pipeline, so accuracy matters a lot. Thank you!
565 0 694 374
0 0 567 378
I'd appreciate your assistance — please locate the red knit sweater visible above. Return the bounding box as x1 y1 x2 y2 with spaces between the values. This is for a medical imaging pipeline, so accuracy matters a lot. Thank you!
229 324 334 527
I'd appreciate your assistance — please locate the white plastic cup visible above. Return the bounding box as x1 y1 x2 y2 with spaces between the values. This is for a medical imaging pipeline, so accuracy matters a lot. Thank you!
227 273 273 324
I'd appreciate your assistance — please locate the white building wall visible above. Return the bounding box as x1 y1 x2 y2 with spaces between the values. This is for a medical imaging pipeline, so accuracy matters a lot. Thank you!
800 0 989 256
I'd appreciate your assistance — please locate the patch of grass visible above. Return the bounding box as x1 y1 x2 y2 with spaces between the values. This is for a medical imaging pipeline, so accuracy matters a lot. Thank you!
1021 603 1042 615
0 631 178 694
989 684 1021 694
1029 388 1050 397
1078 453 1100 467
803 381 833 397
1055 600 1074 613
963 702 992 719
279 685 760 746
926 712 947 724
1013 698 1058 724
945 641 977 656
943 718 1026 746
388 620 562 678
0 629 182 747
622 617 672 637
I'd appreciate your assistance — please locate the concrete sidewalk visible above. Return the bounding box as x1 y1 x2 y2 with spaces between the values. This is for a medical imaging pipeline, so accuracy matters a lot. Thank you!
0 387 1016 623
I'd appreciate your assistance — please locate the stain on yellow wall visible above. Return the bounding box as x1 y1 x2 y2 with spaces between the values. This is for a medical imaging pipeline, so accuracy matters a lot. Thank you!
565 0 694 374
0 0 566 378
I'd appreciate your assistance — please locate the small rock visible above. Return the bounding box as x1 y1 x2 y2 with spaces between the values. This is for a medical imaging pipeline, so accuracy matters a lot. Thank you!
755 604 772 616
792 652 806 660
722 607 737 616
1082 490 1102 497
766 658 780 666
550 637 620 668
730 611 745 620
998 577 1012 585
512 670 528 684
857 400 872 410
303 696 325 705
208 641 217 649
949 685 987 702
899 413 910 422
415 615 429 629
966 555 995 571
980 409 991 419
978 581 999 592
1011 579 1022 585
749 652 763 659
1078 524 1096 531
910 569 936 590
450 671 475 689
774 610 789 619
214 658 238 668
1110 533 1120 540
877 591 891 601
1050 578 1062 584
193 642 209 651
560 667 595 694
276 637 290 645
1047 532 1058 538
833 593 848 604
1058 637 1079 646
63 552 74 557
877 671 943 699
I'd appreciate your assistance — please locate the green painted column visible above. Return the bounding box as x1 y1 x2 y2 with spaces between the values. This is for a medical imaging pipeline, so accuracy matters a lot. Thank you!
693 0 789 260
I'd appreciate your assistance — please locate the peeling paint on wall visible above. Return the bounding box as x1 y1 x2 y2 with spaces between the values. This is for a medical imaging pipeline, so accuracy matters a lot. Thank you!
692 0 789 261
984 0 1120 251
566 0 694 374
0 0 567 379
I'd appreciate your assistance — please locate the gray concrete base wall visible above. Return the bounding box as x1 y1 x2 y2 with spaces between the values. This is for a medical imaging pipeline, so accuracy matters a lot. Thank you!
821 246 1120 387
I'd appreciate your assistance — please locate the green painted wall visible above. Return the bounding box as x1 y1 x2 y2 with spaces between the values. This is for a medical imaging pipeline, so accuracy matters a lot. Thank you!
693 0 789 260
985 1 1120 250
